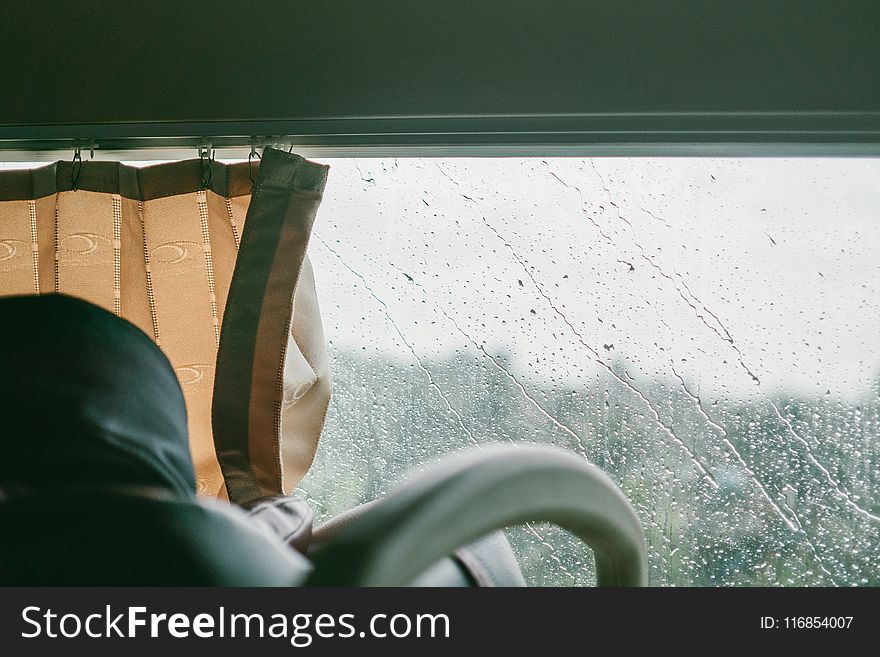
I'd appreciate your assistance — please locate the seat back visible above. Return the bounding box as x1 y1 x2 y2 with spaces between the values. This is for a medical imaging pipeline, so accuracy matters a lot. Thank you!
0 492 310 586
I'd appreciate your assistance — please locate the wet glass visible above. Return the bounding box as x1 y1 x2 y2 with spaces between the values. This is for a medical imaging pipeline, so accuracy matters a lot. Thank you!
297 158 880 586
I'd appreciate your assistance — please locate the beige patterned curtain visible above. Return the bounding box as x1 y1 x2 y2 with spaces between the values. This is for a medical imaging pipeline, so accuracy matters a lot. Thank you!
0 148 330 502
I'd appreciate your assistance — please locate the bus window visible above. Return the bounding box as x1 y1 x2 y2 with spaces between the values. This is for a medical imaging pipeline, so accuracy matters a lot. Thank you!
297 157 879 586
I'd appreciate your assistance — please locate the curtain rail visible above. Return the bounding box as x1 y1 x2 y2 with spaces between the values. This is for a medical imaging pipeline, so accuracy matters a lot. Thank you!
1 112 879 158
2 139 880 161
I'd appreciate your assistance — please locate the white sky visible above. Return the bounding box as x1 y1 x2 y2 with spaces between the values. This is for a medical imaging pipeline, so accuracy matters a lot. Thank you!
310 157 880 403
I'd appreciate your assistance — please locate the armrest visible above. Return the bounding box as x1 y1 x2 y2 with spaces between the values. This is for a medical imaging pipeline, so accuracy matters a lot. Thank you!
306 445 647 586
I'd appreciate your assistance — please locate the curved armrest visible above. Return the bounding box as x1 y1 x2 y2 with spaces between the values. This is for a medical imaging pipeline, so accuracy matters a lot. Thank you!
306 446 647 586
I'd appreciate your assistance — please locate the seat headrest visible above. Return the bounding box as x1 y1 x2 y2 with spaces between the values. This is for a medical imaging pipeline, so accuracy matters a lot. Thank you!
0 293 195 498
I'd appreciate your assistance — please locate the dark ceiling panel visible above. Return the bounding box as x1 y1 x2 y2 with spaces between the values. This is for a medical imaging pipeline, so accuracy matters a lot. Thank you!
1 1 878 148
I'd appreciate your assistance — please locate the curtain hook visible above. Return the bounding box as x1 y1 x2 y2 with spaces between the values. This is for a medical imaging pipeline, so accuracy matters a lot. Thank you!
248 144 262 189
71 145 83 191
199 142 213 190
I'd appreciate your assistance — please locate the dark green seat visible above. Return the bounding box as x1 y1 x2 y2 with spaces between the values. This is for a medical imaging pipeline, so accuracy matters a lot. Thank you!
0 294 309 586
0 492 310 586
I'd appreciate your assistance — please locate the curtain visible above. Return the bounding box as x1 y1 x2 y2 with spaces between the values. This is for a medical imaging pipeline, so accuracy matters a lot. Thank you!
0 148 330 502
